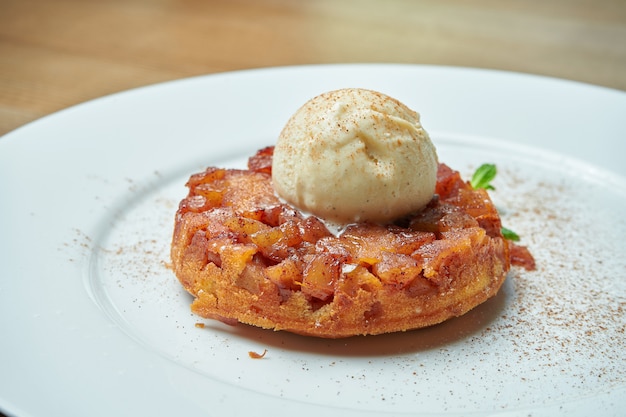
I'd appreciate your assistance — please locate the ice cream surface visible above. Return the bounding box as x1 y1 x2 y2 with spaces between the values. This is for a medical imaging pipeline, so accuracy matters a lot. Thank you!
271 88 438 225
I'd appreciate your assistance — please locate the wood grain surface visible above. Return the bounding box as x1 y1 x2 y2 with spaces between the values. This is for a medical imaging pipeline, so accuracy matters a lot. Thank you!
1 0 625 136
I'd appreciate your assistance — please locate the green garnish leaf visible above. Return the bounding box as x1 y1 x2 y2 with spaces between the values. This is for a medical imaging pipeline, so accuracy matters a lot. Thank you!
471 163 520 242
501 227 520 242
471 163 497 190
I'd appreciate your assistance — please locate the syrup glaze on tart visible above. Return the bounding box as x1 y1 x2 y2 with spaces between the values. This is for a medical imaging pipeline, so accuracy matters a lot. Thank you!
170 146 532 338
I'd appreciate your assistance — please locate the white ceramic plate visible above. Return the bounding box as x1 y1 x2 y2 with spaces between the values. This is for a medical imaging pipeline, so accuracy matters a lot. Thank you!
1 64 625 417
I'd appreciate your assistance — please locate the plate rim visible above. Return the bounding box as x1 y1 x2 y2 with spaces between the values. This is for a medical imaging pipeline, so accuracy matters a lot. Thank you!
1 63 625 417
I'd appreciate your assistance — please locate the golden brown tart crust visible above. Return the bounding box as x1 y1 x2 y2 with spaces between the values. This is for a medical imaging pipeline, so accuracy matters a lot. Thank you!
170 147 510 338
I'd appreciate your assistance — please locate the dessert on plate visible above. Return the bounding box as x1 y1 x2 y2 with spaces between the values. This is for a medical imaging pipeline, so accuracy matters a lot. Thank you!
170 88 534 338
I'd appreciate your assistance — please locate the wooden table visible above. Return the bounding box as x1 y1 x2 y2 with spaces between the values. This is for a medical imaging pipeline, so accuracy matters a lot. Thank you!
1 0 625 136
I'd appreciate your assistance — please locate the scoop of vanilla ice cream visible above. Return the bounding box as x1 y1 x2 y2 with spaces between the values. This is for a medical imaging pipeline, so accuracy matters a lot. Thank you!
271 88 438 224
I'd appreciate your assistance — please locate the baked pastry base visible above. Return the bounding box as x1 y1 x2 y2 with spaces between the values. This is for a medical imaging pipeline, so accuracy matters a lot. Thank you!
171 147 510 338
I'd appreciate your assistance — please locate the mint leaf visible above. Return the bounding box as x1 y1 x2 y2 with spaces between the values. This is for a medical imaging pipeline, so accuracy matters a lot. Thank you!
471 163 497 190
501 227 520 241
470 164 521 241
